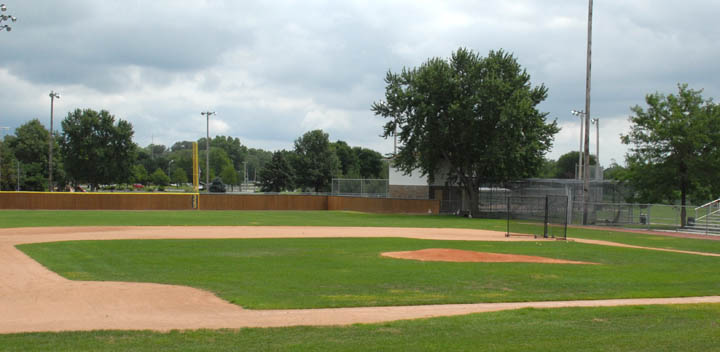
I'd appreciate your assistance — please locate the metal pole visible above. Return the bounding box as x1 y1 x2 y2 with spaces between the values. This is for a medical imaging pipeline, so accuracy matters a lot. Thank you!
0 126 8 189
595 118 600 173
582 0 593 225
579 116 584 179
206 115 209 189
201 111 215 191
49 91 60 192
571 110 585 179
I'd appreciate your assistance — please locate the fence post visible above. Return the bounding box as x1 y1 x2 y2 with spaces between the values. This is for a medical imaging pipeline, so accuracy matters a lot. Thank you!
707 205 710 235
505 196 511 237
647 205 651 230
544 195 549 238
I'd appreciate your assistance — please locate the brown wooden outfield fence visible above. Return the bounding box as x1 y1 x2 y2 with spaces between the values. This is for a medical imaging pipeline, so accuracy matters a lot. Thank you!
0 192 440 214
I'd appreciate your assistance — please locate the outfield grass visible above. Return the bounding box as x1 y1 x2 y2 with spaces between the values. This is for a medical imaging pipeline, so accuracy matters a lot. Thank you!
18 237 720 309
3 209 720 253
0 209 509 230
2 304 719 351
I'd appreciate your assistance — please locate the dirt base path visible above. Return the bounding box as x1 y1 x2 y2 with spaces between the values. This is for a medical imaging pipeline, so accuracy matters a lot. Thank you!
2 226 719 334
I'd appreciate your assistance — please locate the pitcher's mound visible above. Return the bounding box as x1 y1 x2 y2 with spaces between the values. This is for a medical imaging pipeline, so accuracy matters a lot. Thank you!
382 248 596 264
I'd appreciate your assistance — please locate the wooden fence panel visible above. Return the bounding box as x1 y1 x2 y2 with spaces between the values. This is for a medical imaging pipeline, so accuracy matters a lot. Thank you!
0 192 194 210
199 194 328 210
0 192 438 214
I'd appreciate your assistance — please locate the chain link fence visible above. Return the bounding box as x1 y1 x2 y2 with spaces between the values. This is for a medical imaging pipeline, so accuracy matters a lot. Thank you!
331 179 389 198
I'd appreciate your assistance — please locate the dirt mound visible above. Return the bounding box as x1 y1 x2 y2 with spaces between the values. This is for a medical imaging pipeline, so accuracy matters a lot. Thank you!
382 248 597 264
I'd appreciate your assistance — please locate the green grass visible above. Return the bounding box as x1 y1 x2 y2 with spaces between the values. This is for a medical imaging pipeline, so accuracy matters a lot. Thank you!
4 209 720 253
2 304 720 351
18 237 720 309
0 209 508 231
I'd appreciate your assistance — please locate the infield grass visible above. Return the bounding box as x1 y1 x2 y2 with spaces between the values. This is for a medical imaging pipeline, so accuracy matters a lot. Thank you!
2 304 719 351
18 237 720 309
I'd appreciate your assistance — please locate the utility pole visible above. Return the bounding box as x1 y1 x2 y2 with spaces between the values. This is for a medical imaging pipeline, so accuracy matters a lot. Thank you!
201 111 216 190
243 161 248 189
0 126 9 189
592 118 600 177
582 0 593 224
49 91 60 192
571 110 586 179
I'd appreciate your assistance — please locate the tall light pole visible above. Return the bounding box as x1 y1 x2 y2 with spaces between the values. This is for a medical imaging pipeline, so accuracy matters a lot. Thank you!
49 91 60 192
582 0 594 225
201 111 215 190
0 126 9 189
571 110 586 179
591 118 599 175
0 4 18 32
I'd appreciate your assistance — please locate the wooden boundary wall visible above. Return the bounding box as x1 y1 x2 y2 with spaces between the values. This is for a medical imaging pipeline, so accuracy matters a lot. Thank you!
0 192 440 214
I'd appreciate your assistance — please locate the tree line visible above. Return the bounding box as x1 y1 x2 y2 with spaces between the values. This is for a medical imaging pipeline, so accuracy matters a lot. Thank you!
0 109 386 192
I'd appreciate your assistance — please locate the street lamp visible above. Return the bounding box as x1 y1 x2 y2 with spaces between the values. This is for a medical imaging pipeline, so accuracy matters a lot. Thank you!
571 110 586 180
200 111 215 190
0 4 18 32
167 159 174 180
49 91 60 192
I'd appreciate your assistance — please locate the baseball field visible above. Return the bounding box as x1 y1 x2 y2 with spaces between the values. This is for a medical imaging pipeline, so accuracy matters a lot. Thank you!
1 210 719 351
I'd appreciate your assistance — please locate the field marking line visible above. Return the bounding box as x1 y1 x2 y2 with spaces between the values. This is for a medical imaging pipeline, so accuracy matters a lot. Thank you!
570 238 720 257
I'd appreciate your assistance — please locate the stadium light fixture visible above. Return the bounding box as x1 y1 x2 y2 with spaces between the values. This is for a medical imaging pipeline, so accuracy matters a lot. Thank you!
49 91 60 192
0 4 18 32
201 111 216 190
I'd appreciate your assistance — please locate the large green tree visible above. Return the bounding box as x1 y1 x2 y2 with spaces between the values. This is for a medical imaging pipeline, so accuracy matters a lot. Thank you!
211 136 247 170
554 151 596 179
6 119 63 191
293 130 340 192
60 109 137 190
332 140 361 178
259 150 295 192
372 48 558 216
354 147 385 179
621 84 720 226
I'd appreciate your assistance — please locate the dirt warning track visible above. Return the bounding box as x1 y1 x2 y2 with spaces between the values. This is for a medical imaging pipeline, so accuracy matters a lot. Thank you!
1 226 719 334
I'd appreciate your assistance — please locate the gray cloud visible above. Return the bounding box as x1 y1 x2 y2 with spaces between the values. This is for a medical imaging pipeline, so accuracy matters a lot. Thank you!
1 0 719 167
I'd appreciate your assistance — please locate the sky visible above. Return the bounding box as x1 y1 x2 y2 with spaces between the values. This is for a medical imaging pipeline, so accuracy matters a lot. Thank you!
1 1 719 167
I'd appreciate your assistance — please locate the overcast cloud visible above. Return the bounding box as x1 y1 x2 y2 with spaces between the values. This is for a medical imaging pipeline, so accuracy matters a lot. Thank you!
1 0 719 167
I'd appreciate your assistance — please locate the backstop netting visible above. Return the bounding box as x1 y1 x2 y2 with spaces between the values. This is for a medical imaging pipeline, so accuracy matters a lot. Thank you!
506 195 568 239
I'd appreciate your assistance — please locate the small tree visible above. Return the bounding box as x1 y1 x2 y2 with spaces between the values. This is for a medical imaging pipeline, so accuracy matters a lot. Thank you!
293 130 340 192
131 164 148 185
150 168 170 187
170 167 188 185
259 150 295 192
554 151 596 179
220 165 238 186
